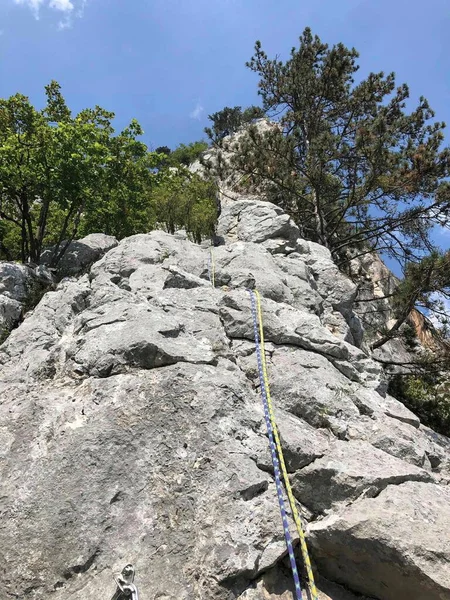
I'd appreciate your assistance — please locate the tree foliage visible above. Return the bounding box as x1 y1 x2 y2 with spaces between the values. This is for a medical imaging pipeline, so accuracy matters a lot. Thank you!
155 146 171 156
205 105 265 144
152 141 208 169
78 118 165 241
389 372 450 436
167 141 209 167
0 82 162 264
149 169 218 242
371 251 450 349
0 83 217 265
208 28 450 268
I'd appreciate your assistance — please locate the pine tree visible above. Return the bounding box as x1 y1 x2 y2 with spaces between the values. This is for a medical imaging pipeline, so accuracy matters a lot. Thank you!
371 251 450 349
205 105 265 145
208 28 450 267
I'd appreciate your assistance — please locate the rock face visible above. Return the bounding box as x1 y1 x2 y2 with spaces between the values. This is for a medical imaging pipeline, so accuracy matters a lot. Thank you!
0 262 53 341
0 195 449 600
0 234 117 342
40 233 118 279
309 482 450 600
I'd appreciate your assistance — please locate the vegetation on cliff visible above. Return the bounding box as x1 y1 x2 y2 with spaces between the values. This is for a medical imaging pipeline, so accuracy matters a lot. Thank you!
0 82 217 266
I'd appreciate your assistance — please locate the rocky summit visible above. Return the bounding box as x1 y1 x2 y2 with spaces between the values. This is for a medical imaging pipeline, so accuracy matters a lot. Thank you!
0 194 449 600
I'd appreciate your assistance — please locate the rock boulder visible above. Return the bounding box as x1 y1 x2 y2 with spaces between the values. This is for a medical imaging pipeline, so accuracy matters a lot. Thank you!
0 195 449 600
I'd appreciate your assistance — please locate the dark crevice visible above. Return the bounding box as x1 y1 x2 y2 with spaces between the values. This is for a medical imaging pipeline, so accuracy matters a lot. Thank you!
235 480 269 501
316 574 377 600
110 490 126 504
23 583 44 596
70 354 218 380
63 548 100 580
76 317 128 335
351 473 435 502
290 452 326 472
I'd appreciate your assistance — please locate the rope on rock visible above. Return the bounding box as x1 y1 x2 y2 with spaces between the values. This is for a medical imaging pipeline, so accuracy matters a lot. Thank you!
250 289 319 600
209 243 216 287
249 290 303 600
207 245 317 598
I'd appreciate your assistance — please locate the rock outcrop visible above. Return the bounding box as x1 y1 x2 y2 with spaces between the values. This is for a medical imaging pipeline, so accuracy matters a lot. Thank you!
0 195 449 600
40 232 119 279
0 234 118 343
0 262 53 342
350 250 450 362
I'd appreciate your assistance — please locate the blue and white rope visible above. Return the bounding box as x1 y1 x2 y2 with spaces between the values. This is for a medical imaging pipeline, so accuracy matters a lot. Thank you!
249 289 303 600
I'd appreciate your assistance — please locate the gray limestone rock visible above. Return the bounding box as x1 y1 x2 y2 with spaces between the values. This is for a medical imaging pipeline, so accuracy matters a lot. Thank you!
346 412 447 470
0 262 55 341
291 439 434 514
41 233 118 278
0 295 22 340
217 198 300 246
0 194 449 600
0 364 283 600
0 262 39 302
309 482 450 600
219 290 381 385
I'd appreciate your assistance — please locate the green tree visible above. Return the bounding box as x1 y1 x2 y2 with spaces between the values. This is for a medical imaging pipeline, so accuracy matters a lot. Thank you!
154 146 171 169
389 371 450 436
371 251 450 349
155 146 171 156
165 141 209 167
149 169 218 242
79 119 164 240
205 105 265 144
209 28 450 266
0 81 163 265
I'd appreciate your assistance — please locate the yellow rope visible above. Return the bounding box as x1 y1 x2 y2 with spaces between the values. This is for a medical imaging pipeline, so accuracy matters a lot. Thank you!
208 243 317 596
255 289 319 600
210 246 216 288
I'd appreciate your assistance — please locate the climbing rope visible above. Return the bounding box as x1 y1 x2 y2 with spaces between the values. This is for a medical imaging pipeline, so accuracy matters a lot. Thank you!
249 289 304 600
208 245 317 598
250 289 319 600
208 242 216 287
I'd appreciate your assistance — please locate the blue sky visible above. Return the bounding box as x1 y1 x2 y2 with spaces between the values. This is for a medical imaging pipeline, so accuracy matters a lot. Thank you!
1 0 450 262
1 0 449 149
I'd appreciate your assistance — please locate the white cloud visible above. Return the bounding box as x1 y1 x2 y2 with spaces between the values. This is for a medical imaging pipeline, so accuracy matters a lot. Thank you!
49 0 74 11
57 16 71 29
189 102 204 121
14 0 45 18
77 0 87 16
13 0 85 24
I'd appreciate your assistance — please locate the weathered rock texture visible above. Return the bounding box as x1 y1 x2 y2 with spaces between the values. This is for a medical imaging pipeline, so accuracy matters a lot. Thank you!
0 195 449 600
0 262 53 341
350 250 450 364
40 232 119 279
0 234 117 342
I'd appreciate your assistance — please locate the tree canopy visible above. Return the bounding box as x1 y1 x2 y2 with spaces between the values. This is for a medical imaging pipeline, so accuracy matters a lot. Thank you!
166 141 209 167
207 28 450 268
0 82 217 265
205 105 265 144
149 169 217 243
